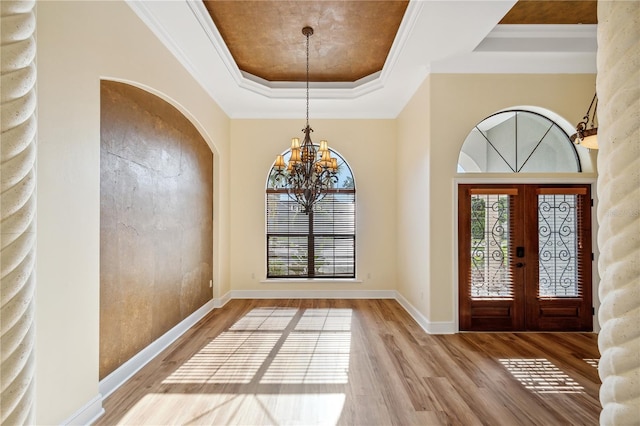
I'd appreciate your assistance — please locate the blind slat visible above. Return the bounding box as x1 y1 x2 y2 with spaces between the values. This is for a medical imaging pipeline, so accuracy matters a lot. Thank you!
267 190 355 278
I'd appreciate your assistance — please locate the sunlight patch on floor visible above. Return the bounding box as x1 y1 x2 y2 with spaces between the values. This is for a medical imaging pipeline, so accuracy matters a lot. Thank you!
295 308 353 331
583 358 599 369
261 332 351 384
162 307 353 386
116 392 346 425
163 331 281 384
499 358 585 394
229 307 298 331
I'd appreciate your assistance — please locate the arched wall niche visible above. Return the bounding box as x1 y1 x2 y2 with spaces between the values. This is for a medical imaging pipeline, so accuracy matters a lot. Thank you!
102 77 222 157
99 80 214 379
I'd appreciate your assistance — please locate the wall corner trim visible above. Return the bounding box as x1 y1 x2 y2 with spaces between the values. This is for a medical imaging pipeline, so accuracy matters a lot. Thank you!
99 298 216 399
214 291 232 308
394 291 456 334
59 393 104 426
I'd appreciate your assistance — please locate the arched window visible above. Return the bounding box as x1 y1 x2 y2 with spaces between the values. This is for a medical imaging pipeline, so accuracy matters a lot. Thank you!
266 147 356 278
458 110 581 173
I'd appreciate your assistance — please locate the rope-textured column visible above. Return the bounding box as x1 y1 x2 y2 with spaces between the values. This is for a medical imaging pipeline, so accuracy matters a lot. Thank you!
1 1 37 424
596 2 640 424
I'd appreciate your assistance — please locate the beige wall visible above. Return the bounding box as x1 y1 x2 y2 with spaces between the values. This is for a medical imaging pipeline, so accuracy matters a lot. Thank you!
398 73 598 327
36 1 230 423
229 119 397 292
396 77 432 318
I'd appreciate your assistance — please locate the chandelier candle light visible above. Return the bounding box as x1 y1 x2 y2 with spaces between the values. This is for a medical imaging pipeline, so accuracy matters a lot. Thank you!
272 26 338 214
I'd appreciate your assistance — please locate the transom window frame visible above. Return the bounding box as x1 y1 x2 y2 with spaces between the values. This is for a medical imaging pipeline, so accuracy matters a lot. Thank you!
265 146 356 279
457 109 583 174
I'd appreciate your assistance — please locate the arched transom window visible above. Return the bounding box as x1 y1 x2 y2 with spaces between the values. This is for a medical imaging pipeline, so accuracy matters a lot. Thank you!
458 110 581 173
266 147 356 279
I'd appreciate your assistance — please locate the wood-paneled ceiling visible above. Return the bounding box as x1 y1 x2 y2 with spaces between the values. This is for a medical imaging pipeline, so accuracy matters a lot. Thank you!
203 0 597 83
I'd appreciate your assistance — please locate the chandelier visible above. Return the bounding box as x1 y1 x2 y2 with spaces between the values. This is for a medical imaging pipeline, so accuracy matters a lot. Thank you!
271 26 338 214
570 93 598 150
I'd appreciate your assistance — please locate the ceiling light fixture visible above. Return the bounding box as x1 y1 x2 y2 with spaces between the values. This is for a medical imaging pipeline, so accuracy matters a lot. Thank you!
570 93 598 150
272 26 338 214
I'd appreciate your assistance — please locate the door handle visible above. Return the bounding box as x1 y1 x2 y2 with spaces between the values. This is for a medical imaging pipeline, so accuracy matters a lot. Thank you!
515 262 525 268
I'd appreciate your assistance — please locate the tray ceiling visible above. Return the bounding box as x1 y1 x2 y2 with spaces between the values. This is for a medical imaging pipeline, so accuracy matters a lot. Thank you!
203 1 409 82
127 0 598 118
203 0 596 83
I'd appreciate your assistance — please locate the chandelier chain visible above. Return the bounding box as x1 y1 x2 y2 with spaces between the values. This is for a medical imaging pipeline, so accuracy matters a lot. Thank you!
271 26 338 214
306 29 310 127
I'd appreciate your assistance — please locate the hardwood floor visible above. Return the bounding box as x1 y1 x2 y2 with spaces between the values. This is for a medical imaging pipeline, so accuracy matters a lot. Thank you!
97 299 601 425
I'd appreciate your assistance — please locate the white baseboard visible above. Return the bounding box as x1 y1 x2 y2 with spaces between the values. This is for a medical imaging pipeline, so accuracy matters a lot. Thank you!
60 393 104 426
394 291 456 334
99 298 216 399
425 320 457 334
229 289 396 299
214 291 232 308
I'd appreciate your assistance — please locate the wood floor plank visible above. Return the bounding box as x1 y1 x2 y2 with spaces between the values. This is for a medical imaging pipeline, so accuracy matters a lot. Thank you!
426 335 526 425
97 299 601 425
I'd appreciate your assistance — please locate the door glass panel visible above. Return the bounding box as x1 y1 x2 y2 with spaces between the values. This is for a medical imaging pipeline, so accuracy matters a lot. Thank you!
538 194 580 297
470 194 513 299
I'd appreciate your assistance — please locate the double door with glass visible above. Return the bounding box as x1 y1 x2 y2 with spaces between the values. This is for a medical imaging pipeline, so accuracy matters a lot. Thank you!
458 184 593 331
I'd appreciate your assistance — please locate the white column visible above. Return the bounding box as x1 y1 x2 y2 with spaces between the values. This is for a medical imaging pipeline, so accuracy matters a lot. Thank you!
0 1 37 424
596 1 640 425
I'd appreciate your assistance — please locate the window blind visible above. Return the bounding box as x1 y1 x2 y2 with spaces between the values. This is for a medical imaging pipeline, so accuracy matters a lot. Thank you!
267 190 355 278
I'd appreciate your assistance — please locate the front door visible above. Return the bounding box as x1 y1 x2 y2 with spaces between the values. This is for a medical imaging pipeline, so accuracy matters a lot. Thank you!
458 184 592 331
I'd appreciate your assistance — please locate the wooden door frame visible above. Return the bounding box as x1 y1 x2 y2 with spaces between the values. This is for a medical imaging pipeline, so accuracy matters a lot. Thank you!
453 177 599 332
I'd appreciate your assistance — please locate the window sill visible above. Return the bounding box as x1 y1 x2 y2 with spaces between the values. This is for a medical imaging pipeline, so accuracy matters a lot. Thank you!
260 278 363 284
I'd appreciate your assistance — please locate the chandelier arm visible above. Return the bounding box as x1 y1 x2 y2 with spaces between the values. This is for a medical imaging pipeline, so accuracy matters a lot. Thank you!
586 93 597 116
578 93 598 130
570 91 599 148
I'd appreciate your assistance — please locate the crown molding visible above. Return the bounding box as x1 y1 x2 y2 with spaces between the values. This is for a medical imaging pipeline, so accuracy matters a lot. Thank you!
125 1 595 118
185 0 425 100
475 24 597 52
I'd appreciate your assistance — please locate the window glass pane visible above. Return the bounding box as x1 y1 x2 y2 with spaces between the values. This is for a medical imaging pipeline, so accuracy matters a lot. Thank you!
475 111 515 133
267 236 308 277
314 236 355 277
485 114 517 172
469 193 514 299
515 111 552 171
538 194 580 297
330 148 355 189
267 194 309 233
314 193 355 234
458 110 580 173
459 128 495 172
519 129 582 173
